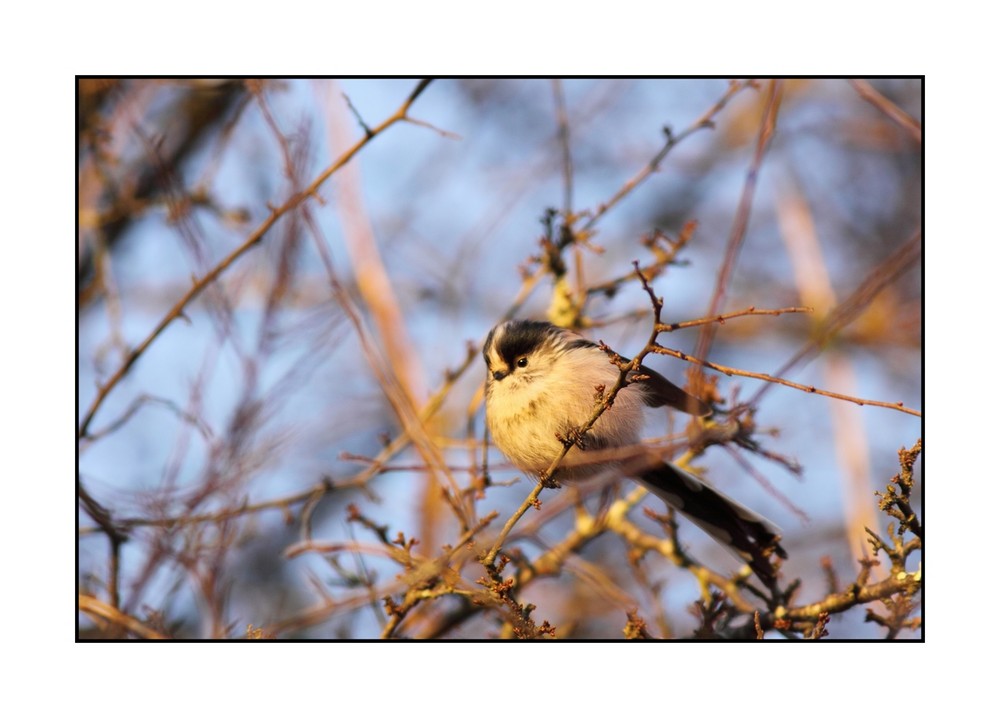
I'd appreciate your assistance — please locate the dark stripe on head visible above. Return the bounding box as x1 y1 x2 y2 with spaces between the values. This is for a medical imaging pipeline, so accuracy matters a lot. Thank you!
495 320 558 367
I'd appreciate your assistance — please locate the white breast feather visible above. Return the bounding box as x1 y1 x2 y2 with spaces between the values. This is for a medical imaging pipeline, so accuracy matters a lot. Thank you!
487 345 646 478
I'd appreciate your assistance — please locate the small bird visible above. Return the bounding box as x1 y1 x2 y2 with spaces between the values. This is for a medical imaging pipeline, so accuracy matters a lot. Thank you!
483 319 786 587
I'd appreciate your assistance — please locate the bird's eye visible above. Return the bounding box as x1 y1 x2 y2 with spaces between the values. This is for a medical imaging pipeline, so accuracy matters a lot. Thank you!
516 357 528 368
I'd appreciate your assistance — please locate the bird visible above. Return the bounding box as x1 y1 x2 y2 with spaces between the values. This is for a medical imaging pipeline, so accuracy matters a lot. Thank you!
482 318 786 587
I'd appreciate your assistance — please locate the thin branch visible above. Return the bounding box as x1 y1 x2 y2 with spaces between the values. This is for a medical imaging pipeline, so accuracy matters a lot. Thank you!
551 78 574 217
848 79 922 143
480 481 547 568
402 115 462 139
694 79 782 367
765 570 921 628
80 393 214 445
582 80 758 232
657 306 811 333
652 344 921 417
79 595 167 639
750 229 921 407
78 476 345 535
584 222 698 304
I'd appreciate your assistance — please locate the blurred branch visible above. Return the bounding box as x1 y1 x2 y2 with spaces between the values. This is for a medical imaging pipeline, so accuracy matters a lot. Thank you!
849 79 922 143
551 79 574 217
78 80 246 307
81 393 214 446
323 79 445 544
78 476 351 536
777 184 881 576
323 80 431 405
750 229 922 408
694 79 782 370
79 595 167 640
298 203 472 537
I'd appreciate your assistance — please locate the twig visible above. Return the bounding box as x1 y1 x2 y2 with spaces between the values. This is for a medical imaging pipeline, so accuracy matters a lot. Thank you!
653 344 921 417
765 570 920 628
848 79 922 143
694 79 782 367
584 222 698 304
78 476 345 536
750 230 921 407
481 481 547 568
657 306 811 333
79 595 167 639
80 393 214 445
402 115 462 139
341 91 373 137
551 79 574 217
582 80 758 232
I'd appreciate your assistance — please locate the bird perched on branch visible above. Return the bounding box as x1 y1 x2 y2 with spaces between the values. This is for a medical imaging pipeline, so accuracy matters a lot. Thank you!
483 319 786 587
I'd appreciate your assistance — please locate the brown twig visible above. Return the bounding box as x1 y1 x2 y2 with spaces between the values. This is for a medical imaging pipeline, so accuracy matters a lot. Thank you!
551 79 574 218
79 594 167 639
652 344 921 417
480 481 548 569
582 80 758 232
657 306 811 333
848 79 922 143
750 229 922 408
584 222 698 304
694 79 782 369
764 570 920 628
80 393 214 445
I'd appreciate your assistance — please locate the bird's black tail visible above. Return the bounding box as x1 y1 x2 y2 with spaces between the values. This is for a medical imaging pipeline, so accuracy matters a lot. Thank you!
637 462 787 588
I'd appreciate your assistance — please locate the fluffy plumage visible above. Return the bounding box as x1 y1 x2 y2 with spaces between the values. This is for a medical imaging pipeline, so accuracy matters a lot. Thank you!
483 319 786 587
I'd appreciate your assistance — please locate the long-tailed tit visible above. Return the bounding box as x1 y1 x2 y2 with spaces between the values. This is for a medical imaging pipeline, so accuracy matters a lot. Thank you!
483 319 786 587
